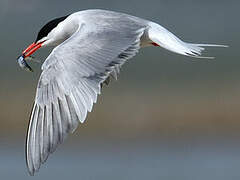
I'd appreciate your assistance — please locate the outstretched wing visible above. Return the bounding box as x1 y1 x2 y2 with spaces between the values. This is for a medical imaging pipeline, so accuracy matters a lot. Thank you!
26 19 146 175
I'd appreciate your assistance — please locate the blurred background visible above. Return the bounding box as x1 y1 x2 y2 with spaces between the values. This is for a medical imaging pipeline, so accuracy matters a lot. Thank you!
0 0 239 179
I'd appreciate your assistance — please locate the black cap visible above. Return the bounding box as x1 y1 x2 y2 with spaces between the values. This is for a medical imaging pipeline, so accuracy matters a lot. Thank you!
35 15 69 43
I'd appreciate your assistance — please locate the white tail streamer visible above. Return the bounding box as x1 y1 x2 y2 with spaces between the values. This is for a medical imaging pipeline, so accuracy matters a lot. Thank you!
148 22 227 59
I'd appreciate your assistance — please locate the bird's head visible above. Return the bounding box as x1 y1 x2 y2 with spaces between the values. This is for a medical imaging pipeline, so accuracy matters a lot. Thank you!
22 15 69 58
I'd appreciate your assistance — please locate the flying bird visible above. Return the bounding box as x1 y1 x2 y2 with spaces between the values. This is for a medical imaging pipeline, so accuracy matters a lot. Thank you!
17 9 226 175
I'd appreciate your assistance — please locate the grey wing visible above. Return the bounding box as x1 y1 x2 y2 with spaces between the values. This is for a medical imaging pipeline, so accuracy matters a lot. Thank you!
26 21 146 175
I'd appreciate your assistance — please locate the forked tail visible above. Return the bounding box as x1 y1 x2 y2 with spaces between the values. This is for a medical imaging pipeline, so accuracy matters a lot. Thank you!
148 22 227 59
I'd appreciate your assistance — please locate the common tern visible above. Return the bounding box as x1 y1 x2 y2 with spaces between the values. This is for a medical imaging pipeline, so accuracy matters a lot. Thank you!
17 9 227 175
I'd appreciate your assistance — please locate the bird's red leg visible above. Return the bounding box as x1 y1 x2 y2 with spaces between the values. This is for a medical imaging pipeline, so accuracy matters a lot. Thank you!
151 42 160 47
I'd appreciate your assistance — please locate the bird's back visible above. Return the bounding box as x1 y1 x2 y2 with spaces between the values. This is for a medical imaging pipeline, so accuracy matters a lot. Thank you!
71 9 150 29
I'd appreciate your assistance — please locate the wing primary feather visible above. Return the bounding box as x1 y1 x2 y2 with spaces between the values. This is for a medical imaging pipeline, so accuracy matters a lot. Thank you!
65 95 79 132
38 106 45 163
58 97 71 135
42 105 49 163
26 103 37 176
34 107 43 172
51 103 60 153
30 105 40 173
54 99 63 143
47 104 54 153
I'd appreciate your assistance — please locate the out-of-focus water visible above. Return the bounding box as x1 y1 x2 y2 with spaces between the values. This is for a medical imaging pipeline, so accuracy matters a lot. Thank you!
1 138 240 180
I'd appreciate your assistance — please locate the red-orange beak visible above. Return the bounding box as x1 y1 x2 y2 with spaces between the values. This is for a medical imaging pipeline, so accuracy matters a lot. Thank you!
22 41 45 57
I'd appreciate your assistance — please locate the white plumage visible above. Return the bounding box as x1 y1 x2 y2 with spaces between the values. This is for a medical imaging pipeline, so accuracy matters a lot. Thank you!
21 9 226 175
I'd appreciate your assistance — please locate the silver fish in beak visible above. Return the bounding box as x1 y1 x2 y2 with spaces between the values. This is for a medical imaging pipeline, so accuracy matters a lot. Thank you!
17 55 33 72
